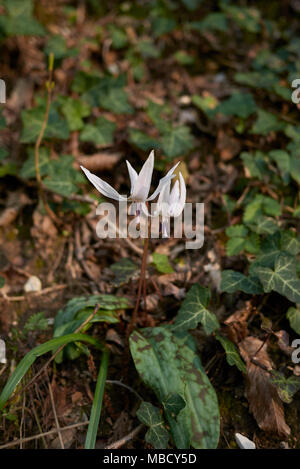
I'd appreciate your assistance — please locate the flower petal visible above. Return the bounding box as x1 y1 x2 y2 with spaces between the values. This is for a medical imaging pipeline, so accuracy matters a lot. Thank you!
147 160 180 201
171 172 186 217
126 160 138 196
131 150 154 201
80 166 127 201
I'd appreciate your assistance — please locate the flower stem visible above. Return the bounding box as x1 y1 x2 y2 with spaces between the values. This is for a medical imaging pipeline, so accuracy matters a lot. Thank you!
127 235 149 337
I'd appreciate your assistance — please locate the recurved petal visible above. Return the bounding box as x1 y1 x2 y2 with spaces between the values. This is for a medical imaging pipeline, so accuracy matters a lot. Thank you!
147 160 180 201
131 150 154 201
80 166 127 201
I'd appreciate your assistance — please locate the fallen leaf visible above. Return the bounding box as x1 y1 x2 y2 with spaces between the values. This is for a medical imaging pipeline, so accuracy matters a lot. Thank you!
238 336 290 437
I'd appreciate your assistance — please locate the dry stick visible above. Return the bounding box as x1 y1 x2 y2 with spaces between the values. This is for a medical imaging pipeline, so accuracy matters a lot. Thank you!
0 421 89 449
9 304 101 403
47 377 64 449
34 53 59 225
104 424 144 449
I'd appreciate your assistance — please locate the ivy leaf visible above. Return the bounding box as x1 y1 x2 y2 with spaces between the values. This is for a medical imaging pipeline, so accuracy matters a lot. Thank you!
172 284 219 334
221 5 261 33
110 258 137 286
100 88 133 114
128 129 161 152
192 94 219 118
188 13 228 33
215 333 247 374
21 101 69 143
256 254 300 303
250 109 285 136
151 17 177 37
44 35 78 60
268 150 290 183
221 270 263 294
181 0 203 11
162 393 186 417
162 126 194 159
58 96 91 131
234 71 278 89
136 401 169 449
20 147 51 179
1 0 45 36
270 371 300 404
43 155 80 196
217 92 256 118
226 237 246 256
241 151 268 179
152 253 174 274
79 117 116 146
287 306 300 335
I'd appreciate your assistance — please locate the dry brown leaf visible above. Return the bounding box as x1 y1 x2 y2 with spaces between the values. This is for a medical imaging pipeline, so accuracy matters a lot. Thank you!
217 130 241 161
75 152 122 172
239 336 290 437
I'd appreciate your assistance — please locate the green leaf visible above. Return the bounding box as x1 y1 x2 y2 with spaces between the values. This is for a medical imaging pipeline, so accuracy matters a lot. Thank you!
58 96 91 131
241 151 268 179
130 327 220 448
221 270 263 294
226 225 249 238
226 237 246 256
129 129 161 151
85 349 109 449
221 5 261 33
162 126 194 159
23 312 49 336
290 156 300 184
287 306 300 335
269 150 290 183
172 284 219 334
217 92 256 118
151 17 177 37
250 109 285 136
191 94 218 118
215 333 247 374
181 0 203 11
188 13 228 32
136 401 170 449
110 258 137 286
152 253 174 274
256 254 300 302
137 39 161 59
20 147 51 179
0 276 5 288
162 393 186 417
43 154 79 196
44 35 78 59
79 116 116 146
234 71 278 89
0 333 103 411
20 101 69 143
2 0 45 36
100 88 133 114
270 371 300 404
108 25 128 49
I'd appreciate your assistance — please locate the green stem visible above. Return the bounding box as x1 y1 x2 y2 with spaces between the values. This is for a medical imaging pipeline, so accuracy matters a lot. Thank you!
84 348 110 449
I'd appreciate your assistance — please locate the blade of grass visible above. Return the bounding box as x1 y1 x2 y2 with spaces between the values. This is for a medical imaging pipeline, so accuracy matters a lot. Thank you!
85 348 110 449
0 333 103 411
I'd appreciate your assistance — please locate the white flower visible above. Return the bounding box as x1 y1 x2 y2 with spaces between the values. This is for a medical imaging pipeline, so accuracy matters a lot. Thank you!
154 172 186 237
80 150 179 217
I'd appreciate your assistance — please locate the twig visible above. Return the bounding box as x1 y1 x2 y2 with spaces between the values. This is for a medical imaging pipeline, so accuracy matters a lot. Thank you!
34 52 59 225
47 376 64 449
0 421 89 449
1 284 67 302
106 380 143 401
104 424 144 449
